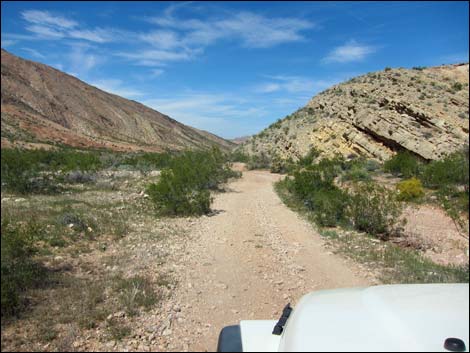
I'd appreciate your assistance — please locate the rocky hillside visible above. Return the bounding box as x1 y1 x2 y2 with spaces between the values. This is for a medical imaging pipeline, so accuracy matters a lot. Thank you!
240 64 469 161
1 49 234 152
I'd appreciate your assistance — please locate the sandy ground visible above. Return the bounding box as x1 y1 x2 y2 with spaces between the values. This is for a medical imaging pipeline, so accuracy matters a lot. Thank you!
167 168 372 352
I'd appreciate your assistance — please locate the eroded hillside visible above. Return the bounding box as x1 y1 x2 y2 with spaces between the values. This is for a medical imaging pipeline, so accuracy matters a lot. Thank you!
1 49 233 152
241 64 469 161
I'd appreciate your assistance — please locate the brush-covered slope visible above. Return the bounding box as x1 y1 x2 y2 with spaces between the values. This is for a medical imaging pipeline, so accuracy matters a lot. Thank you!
241 64 469 161
1 49 234 152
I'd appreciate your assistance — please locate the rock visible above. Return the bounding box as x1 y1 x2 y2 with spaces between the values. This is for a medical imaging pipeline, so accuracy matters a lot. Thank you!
239 65 469 162
105 341 116 349
162 329 172 336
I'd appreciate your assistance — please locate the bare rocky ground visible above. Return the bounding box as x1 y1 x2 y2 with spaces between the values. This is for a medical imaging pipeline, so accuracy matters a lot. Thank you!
1 165 468 352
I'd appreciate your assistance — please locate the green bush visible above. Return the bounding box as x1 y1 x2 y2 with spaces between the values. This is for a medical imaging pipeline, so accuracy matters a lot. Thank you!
287 157 348 226
383 151 423 178
1 220 46 317
270 156 295 174
297 148 320 168
397 177 425 201
1 148 103 194
228 150 250 163
421 149 469 188
341 165 371 182
146 148 238 216
347 182 404 239
246 152 271 170
309 188 349 227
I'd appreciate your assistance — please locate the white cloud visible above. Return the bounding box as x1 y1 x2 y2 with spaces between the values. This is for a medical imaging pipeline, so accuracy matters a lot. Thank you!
1 39 17 47
67 46 103 75
151 68 164 76
323 40 376 63
147 8 315 49
89 79 144 98
20 47 45 59
117 49 194 66
256 75 318 94
255 83 281 93
142 92 269 137
139 30 183 49
68 28 115 43
21 10 78 29
21 9 126 44
25 25 64 39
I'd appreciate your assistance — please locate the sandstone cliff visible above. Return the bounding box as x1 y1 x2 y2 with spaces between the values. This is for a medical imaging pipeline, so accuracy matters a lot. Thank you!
241 64 469 161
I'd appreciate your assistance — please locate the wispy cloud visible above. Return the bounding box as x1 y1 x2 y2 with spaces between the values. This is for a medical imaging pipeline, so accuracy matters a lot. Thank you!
117 49 195 66
1 39 17 47
20 47 45 59
147 9 315 49
89 79 144 98
21 10 78 29
256 75 335 94
142 92 269 137
323 40 376 63
151 68 164 77
21 9 123 44
67 45 103 75
256 82 282 93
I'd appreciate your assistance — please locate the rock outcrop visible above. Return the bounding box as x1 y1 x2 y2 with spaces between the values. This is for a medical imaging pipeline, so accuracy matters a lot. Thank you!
240 64 469 161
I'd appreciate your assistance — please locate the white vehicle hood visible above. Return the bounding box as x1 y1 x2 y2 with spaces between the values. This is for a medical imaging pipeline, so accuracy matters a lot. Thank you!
277 284 469 352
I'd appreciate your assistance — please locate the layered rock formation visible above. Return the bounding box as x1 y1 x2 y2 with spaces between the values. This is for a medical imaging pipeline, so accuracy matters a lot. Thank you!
241 64 469 161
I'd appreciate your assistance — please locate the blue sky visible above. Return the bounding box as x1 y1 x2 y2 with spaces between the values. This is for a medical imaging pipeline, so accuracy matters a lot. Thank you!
1 1 469 139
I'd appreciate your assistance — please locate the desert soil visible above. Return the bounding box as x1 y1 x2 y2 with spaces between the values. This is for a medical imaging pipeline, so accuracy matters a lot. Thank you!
166 165 372 351
3 166 467 352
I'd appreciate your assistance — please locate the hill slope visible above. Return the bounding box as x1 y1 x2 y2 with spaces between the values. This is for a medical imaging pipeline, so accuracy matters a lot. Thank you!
1 49 233 152
240 64 469 161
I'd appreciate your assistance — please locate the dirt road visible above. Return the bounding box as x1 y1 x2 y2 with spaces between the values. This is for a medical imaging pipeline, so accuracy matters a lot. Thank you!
168 168 372 351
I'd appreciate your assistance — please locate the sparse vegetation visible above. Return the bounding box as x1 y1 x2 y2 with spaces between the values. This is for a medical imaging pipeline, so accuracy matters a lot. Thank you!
347 182 404 238
396 177 425 201
146 147 240 216
383 151 423 178
1 220 47 317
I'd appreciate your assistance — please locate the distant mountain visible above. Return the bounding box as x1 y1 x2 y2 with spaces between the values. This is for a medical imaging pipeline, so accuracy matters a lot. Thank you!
1 49 234 152
240 64 469 161
230 136 251 145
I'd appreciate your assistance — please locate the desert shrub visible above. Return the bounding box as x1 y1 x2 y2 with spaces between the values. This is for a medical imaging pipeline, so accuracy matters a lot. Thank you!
1 148 104 194
297 148 320 168
1 220 46 317
347 182 404 239
384 67 392 71
64 171 96 184
288 157 348 226
421 149 469 188
364 159 381 172
229 150 250 163
114 276 160 316
341 164 371 182
246 152 271 170
121 152 173 172
309 188 349 227
383 151 423 178
270 156 295 174
146 148 238 216
397 177 425 201
452 82 463 92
